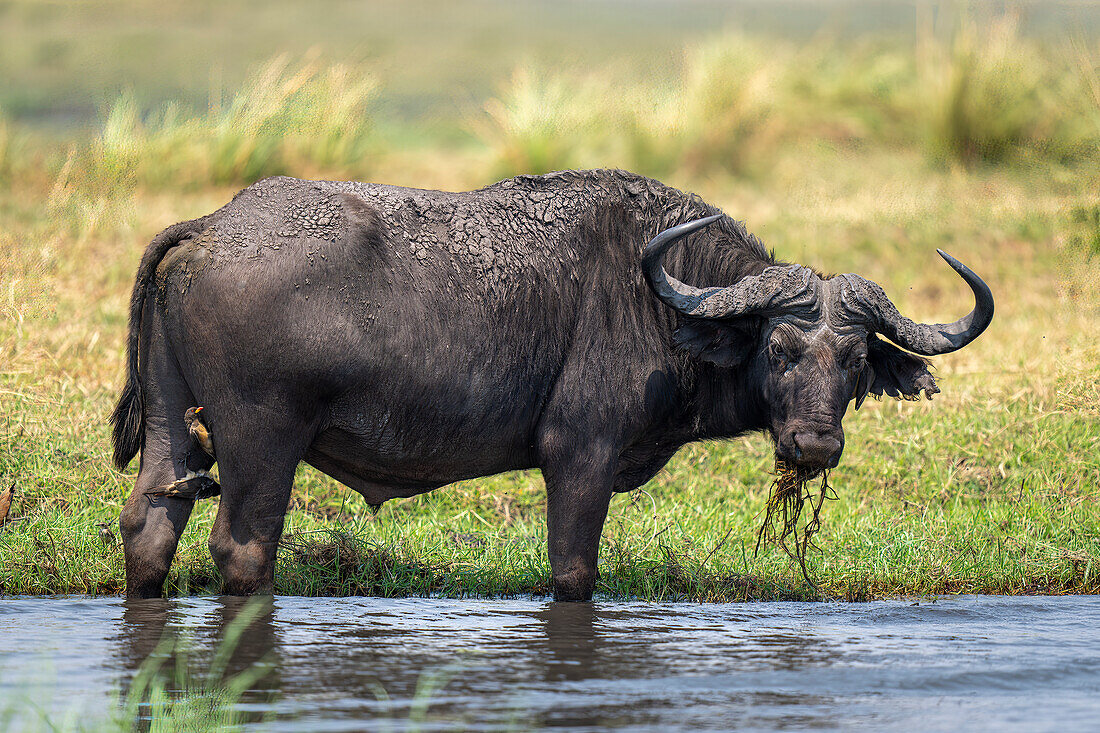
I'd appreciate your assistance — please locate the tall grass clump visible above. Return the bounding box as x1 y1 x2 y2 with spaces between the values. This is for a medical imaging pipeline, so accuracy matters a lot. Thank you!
473 68 611 178
924 13 1067 165
476 35 782 181
785 38 920 144
92 91 146 191
91 55 381 189
624 33 781 179
1070 40 1100 158
671 33 779 176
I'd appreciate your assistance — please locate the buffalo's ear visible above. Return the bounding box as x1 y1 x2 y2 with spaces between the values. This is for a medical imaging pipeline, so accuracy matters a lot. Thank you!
853 362 874 410
867 334 940 400
673 319 756 368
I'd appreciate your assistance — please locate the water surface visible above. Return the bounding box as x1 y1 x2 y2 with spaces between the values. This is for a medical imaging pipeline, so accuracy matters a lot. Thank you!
1 595 1098 731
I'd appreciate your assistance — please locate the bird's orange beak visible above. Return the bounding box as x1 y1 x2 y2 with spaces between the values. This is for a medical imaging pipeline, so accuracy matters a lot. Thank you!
194 406 203 414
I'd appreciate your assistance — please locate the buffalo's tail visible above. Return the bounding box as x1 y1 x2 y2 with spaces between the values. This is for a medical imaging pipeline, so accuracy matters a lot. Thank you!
111 218 206 470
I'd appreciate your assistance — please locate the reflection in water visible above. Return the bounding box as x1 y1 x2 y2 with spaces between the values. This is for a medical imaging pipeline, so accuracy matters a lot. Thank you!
114 596 280 728
4 596 1100 731
538 601 600 682
530 603 846 730
117 598 172 671
110 598 846 730
211 596 281 693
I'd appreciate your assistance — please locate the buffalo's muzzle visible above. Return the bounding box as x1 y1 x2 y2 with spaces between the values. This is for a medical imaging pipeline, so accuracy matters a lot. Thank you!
791 431 843 469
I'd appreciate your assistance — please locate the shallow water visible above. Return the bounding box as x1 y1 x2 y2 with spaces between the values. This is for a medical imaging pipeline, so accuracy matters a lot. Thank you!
1 595 1098 731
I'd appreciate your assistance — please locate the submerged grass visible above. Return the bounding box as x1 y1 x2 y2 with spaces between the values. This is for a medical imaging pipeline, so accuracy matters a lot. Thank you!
1 13 1098 602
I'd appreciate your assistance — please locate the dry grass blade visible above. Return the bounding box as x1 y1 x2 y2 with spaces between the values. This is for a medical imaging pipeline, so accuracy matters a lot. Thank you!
755 459 837 592
0 483 13 525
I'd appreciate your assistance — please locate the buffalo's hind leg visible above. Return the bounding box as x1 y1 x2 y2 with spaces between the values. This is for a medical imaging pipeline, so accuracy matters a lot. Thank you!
120 440 204 598
206 407 316 595
120 403 214 598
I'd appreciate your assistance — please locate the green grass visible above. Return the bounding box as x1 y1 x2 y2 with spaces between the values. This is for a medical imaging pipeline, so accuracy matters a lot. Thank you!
1 14 1098 602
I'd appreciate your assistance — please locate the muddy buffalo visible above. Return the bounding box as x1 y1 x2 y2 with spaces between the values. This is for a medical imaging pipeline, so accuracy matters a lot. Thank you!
112 170 993 600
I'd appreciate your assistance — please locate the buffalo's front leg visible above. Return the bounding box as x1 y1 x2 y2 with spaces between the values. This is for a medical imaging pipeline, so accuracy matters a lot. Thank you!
542 451 615 602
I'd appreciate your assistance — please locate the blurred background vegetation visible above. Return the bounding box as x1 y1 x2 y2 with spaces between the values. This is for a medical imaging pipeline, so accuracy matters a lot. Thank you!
0 0 1097 598
2 0 1100 184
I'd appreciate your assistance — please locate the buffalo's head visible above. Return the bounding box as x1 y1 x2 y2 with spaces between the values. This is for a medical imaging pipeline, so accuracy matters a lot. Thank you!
643 215 994 473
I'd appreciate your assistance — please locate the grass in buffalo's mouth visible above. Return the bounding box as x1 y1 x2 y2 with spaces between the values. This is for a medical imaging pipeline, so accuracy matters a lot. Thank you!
755 460 835 592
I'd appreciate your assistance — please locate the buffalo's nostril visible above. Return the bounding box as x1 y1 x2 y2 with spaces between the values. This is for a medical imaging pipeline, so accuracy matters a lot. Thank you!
792 432 843 469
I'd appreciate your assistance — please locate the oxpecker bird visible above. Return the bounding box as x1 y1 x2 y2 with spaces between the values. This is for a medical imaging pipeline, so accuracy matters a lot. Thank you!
184 407 215 459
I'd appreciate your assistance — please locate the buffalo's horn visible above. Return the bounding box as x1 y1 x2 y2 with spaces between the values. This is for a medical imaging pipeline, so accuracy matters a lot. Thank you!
642 215 725 315
839 249 994 355
642 215 814 319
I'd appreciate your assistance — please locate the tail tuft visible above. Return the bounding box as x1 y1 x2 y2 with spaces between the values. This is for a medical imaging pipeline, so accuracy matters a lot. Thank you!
111 376 143 470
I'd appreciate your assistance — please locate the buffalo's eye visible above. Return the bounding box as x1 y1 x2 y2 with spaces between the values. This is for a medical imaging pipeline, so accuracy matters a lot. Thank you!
769 342 792 368
846 353 867 372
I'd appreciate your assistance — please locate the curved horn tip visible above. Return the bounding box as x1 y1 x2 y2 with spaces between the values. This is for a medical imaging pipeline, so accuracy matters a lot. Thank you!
674 213 724 241
669 214 724 237
642 213 725 258
936 248 963 269
935 249 988 282
692 214 725 235
642 213 728 315
659 213 724 240
936 249 991 293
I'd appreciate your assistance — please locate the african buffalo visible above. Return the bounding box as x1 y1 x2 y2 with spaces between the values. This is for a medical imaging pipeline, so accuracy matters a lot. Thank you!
112 170 993 600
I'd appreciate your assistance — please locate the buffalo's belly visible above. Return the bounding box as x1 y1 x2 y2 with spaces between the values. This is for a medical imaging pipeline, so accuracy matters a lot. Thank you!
305 394 538 501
